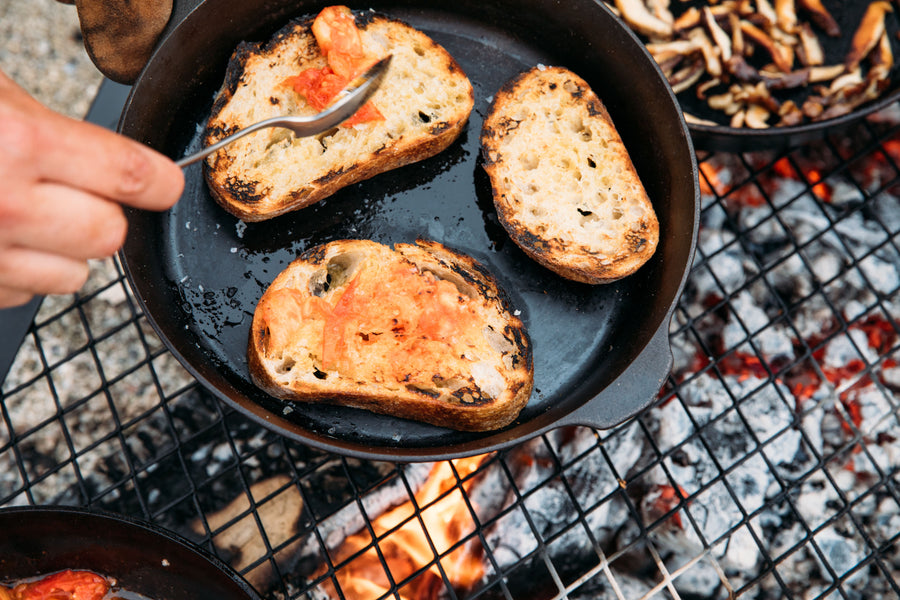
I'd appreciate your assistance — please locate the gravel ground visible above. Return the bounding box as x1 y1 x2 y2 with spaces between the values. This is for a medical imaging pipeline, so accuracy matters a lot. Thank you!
0 0 102 118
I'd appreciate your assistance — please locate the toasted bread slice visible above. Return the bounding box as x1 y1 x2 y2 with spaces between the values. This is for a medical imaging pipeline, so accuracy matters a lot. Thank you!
203 10 474 221
248 239 533 431
480 66 659 284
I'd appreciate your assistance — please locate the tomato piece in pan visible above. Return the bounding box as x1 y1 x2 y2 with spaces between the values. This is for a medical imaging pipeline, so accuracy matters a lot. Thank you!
8 570 110 600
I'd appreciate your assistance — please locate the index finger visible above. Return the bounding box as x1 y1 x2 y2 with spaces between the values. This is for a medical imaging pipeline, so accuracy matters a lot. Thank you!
35 109 184 211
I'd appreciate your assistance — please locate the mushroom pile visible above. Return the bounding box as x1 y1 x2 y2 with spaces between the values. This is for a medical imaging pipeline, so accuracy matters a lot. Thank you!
608 0 897 128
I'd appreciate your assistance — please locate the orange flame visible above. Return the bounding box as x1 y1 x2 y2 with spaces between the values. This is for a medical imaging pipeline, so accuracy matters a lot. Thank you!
699 162 727 196
772 157 832 202
645 484 687 529
805 168 832 202
317 455 489 600
772 157 797 179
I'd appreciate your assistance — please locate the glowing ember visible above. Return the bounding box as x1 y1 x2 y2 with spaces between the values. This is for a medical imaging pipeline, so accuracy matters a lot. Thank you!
770 157 831 201
317 455 489 600
643 483 687 529
699 162 728 196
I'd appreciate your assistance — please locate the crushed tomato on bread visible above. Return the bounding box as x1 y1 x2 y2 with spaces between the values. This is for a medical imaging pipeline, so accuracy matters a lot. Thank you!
248 240 533 432
203 6 474 221
283 6 384 127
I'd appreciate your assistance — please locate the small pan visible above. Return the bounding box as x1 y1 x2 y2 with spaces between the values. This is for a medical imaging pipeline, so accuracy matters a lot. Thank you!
658 0 900 152
118 0 699 461
0 506 259 600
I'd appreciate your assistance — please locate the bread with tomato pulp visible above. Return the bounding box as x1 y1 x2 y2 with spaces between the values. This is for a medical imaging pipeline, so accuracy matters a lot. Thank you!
248 239 533 431
480 66 659 284
203 6 475 221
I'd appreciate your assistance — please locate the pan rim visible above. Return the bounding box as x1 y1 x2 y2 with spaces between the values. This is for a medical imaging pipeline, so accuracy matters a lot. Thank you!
688 87 900 150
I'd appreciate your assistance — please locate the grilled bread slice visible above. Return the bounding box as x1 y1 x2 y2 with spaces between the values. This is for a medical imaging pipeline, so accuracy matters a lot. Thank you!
248 239 533 431
480 66 659 284
203 10 474 221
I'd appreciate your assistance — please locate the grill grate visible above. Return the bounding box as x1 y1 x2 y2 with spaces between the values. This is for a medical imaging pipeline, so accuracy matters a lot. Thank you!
2 92 900 600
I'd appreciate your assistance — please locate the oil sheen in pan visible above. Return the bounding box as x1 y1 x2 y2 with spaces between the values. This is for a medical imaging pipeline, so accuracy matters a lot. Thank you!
163 19 639 444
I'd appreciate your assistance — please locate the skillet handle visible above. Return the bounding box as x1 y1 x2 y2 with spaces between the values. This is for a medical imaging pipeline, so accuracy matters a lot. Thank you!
555 322 673 430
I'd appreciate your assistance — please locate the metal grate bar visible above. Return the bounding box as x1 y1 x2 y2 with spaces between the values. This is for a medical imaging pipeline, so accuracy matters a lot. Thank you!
4 98 900 599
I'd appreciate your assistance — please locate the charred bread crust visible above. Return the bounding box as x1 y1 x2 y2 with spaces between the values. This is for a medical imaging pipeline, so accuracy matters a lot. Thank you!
480 66 660 284
203 11 475 221
248 239 533 431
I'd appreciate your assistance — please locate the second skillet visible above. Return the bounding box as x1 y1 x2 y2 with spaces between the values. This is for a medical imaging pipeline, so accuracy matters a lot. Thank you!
118 0 699 461
665 0 900 152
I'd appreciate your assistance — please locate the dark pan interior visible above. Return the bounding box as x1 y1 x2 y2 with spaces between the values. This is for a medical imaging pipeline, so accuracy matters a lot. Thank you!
670 0 900 151
0 507 258 600
119 0 698 460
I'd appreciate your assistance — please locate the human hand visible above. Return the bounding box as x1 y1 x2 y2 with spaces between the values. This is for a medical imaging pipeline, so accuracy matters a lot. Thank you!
0 70 184 308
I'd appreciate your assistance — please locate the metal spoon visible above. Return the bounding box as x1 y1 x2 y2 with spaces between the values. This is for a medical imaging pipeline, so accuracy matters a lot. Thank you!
176 54 392 168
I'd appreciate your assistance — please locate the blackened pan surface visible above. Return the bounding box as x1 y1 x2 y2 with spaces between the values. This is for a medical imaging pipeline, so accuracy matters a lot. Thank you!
119 0 698 460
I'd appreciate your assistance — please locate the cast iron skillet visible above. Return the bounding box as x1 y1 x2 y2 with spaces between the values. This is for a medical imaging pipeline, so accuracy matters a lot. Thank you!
0 506 259 600
118 0 699 461
665 0 900 152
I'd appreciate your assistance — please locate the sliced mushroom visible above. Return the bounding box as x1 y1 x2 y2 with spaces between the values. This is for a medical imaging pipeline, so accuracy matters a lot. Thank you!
726 54 762 82
796 22 825 66
673 6 702 32
683 112 719 126
808 64 847 83
646 39 702 59
829 68 865 96
816 101 856 121
730 108 747 128
755 0 778 28
797 0 840 37
801 96 827 119
702 6 733 62
734 81 781 113
775 40 796 71
777 100 805 126
656 54 689 77
762 67 811 90
614 0 674 39
729 13 745 56
771 27 800 49
669 56 707 93
744 103 771 128
735 0 755 17
687 27 723 78
845 1 893 72
740 20 793 72
646 0 675 25
696 77 722 99
868 29 894 84
708 90 743 115
774 0 798 33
